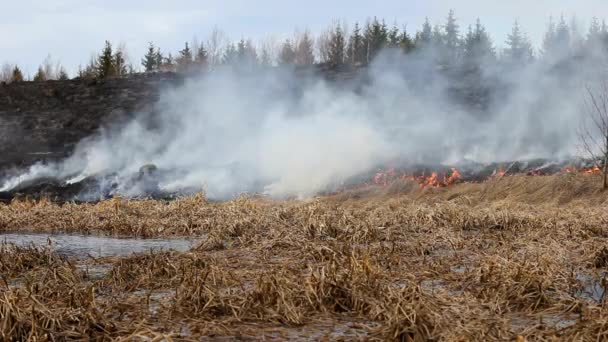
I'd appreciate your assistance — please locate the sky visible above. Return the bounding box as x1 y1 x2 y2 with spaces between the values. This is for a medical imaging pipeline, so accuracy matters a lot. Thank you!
2 0 608 76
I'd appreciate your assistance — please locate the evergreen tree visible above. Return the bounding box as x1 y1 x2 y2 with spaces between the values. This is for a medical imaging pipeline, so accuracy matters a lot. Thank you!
142 42 158 72
416 18 433 46
387 24 401 48
33 66 47 82
444 10 460 53
57 67 69 80
400 26 415 53
278 39 296 65
96 40 116 78
438 9 461 66
10 66 24 83
155 48 164 70
296 31 315 65
194 45 209 70
177 42 193 72
259 47 272 66
222 43 239 65
364 18 388 62
542 17 558 58
328 23 346 65
463 19 495 65
114 48 128 76
346 22 366 65
504 21 534 64
588 17 602 43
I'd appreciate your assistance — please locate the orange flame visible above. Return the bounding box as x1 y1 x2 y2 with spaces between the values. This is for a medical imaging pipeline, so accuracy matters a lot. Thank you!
583 166 602 174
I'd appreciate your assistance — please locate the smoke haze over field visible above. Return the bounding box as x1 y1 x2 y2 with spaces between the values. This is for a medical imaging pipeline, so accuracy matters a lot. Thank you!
2 42 606 199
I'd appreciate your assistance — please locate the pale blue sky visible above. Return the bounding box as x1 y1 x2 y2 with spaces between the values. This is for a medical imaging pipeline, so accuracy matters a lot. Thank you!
2 0 607 75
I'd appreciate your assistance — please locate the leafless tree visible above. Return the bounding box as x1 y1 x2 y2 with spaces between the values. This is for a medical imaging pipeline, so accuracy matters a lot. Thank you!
206 27 228 67
580 80 608 189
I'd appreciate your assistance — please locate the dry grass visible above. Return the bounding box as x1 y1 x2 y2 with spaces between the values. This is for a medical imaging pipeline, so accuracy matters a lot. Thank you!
1 173 608 340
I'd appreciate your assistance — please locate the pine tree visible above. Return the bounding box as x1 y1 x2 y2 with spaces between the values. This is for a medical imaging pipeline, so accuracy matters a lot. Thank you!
364 18 388 62
177 42 193 72
387 24 400 48
57 67 69 80
142 42 158 72
504 21 534 64
222 43 239 65
463 19 495 65
155 48 164 70
328 23 346 65
346 22 366 65
400 26 415 53
259 47 272 66
296 31 315 65
33 66 47 82
441 9 461 66
114 48 128 76
542 17 558 58
194 45 208 70
10 66 24 83
278 39 296 65
96 40 116 78
588 17 601 42
416 18 433 46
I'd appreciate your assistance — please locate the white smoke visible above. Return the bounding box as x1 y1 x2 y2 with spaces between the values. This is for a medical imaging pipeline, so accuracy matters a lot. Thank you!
1 45 606 199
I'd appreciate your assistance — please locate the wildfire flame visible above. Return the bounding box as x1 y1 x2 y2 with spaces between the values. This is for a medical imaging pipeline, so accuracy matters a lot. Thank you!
372 167 462 189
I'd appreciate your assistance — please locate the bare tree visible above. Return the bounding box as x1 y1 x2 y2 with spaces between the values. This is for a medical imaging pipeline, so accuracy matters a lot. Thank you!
580 80 608 189
206 27 228 67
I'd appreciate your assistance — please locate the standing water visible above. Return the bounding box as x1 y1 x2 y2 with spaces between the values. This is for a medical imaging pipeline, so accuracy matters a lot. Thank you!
0 232 198 258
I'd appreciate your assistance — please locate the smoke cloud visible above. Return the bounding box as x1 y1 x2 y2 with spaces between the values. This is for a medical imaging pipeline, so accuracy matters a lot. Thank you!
1 45 605 199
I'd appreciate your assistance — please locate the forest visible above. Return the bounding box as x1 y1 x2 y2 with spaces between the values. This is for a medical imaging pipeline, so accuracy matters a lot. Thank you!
2 11 607 83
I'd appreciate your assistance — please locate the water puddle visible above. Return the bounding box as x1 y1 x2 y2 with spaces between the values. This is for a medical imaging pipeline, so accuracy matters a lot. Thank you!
576 272 606 303
0 232 199 258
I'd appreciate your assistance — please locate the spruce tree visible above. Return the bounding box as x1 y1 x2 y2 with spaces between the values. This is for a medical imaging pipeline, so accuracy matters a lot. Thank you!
33 66 47 81
96 40 115 78
364 18 388 62
10 66 24 83
296 31 315 65
177 42 193 72
400 26 415 53
463 19 495 65
114 49 128 76
222 43 239 65
442 9 461 66
416 18 433 46
142 42 158 72
505 21 534 64
346 22 365 65
155 48 164 70
195 45 209 70
278 39 296 65
57 67 69 80
387 24 400 48
328 23 346 65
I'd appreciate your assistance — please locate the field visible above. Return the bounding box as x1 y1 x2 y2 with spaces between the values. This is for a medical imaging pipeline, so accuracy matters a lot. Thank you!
2 174 608 341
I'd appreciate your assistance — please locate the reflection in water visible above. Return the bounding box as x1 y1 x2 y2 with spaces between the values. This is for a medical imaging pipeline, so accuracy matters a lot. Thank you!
0 232 198 258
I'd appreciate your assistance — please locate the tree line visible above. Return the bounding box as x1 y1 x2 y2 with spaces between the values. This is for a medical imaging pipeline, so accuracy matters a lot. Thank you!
2 11 608 82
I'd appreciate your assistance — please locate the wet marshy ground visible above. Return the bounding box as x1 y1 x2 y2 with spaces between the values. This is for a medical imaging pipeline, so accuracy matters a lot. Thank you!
3 174 608 340
0 232 198 258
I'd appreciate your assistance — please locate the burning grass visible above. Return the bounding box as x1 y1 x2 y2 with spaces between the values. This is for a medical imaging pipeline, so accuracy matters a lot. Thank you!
2 173 608 340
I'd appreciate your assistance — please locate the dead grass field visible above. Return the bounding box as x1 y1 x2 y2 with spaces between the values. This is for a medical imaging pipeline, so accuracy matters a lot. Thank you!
2 174 608 340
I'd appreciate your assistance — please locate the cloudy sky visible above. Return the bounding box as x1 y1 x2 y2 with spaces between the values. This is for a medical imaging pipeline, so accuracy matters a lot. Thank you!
2 0 607 76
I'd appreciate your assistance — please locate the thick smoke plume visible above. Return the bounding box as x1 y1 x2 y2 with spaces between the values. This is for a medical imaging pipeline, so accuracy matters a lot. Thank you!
2 46 606 199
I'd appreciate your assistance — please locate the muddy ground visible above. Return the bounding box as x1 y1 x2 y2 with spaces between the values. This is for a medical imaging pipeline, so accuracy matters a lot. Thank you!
1 174 608 340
